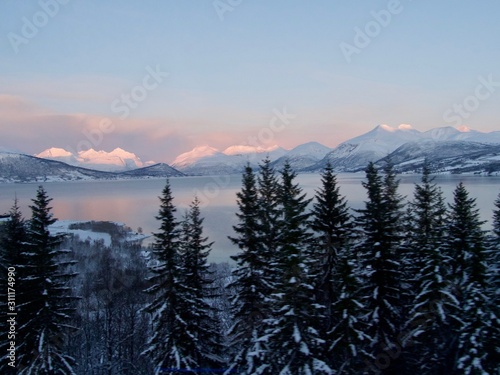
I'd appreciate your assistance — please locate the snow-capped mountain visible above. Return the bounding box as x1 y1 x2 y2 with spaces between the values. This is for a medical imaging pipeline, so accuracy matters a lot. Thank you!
171 146 224 170
35 147 154 172
170 124 500 175
5 124 500 181
307 124 500 173
172 145 287 175
37 147 79 165
306 124 420 172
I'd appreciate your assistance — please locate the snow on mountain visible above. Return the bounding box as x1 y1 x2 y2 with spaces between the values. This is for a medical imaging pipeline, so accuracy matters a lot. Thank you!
172 145 288 175
306 124 421 172
78 147 146 171
20 124 500 178
37 147 73 158
171 146 224 169
422 126 461 141
307 124 500 173
422 126 500 143
284 142 332 158
377 140 500 174
222 144 280 155
341 124 421 153
37 147 79 165
272 142 332 170
35 147 151 171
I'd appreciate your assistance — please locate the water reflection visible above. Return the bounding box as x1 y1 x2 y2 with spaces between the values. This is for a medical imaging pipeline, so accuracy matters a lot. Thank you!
0 174 499 262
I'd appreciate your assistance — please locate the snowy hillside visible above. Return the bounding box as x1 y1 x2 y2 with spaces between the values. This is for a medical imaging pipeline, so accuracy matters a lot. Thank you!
305 124 419 172
307 124 500 173
272 141 332 170
0 152 183 183
377 141 500 174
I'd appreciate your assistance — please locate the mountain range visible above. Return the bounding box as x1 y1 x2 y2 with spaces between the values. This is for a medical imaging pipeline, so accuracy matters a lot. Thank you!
170 124 500 175
1 124 500 183
306 124 500 173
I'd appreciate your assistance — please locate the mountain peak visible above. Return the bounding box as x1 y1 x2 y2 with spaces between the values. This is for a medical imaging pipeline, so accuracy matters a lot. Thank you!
36 147 73 158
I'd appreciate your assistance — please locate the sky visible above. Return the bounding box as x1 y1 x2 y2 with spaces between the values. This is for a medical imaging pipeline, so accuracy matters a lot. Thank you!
1 0 499 163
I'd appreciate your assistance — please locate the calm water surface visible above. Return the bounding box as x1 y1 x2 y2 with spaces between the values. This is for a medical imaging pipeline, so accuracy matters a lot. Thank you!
0 174 499 262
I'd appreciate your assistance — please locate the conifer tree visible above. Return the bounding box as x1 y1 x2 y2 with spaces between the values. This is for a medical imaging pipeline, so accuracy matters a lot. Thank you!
0 199 26 269
446 183 492 374
178 197 223 372
226 165 269 374
404 164 459 374
18 186 78 374
327 245 369 373
483 193 500 373
310 162 353 331
142 180 191 373
255 157 282 288
263 162 331 374
493 193 500 239
446 182 487 285
229 158 283 373
355 162 406 373
0 200 28 374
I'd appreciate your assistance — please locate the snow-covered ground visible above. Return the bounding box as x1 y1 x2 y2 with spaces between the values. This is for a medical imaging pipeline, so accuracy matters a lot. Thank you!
49 220 150 247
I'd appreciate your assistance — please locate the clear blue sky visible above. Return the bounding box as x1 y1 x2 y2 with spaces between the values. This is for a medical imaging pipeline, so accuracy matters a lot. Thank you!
1 0 499 162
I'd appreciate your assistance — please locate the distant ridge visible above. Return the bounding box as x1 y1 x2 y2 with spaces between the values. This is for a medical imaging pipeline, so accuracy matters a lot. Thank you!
0 152 183 183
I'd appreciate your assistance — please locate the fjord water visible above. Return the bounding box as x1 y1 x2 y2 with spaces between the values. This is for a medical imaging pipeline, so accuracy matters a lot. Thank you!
0 174 499 262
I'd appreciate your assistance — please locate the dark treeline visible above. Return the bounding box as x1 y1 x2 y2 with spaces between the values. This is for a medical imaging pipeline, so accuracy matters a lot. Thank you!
0 159 499 374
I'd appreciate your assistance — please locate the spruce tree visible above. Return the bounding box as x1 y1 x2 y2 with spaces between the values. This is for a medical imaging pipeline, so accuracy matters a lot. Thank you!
493 193 500 239
355 162 406 373
142 179 191 373
226 165 269 374
0 200 28 374
484 193 500 373
237 157 282 373
327 245 369 373
18 186 78 374
263 162 331 374
404 164 459 374
309 163 365 371
310 162 353 330
178 197 223 372
255 157 282 288
446 182 487 286
0 199 26 269
446 183 491 374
